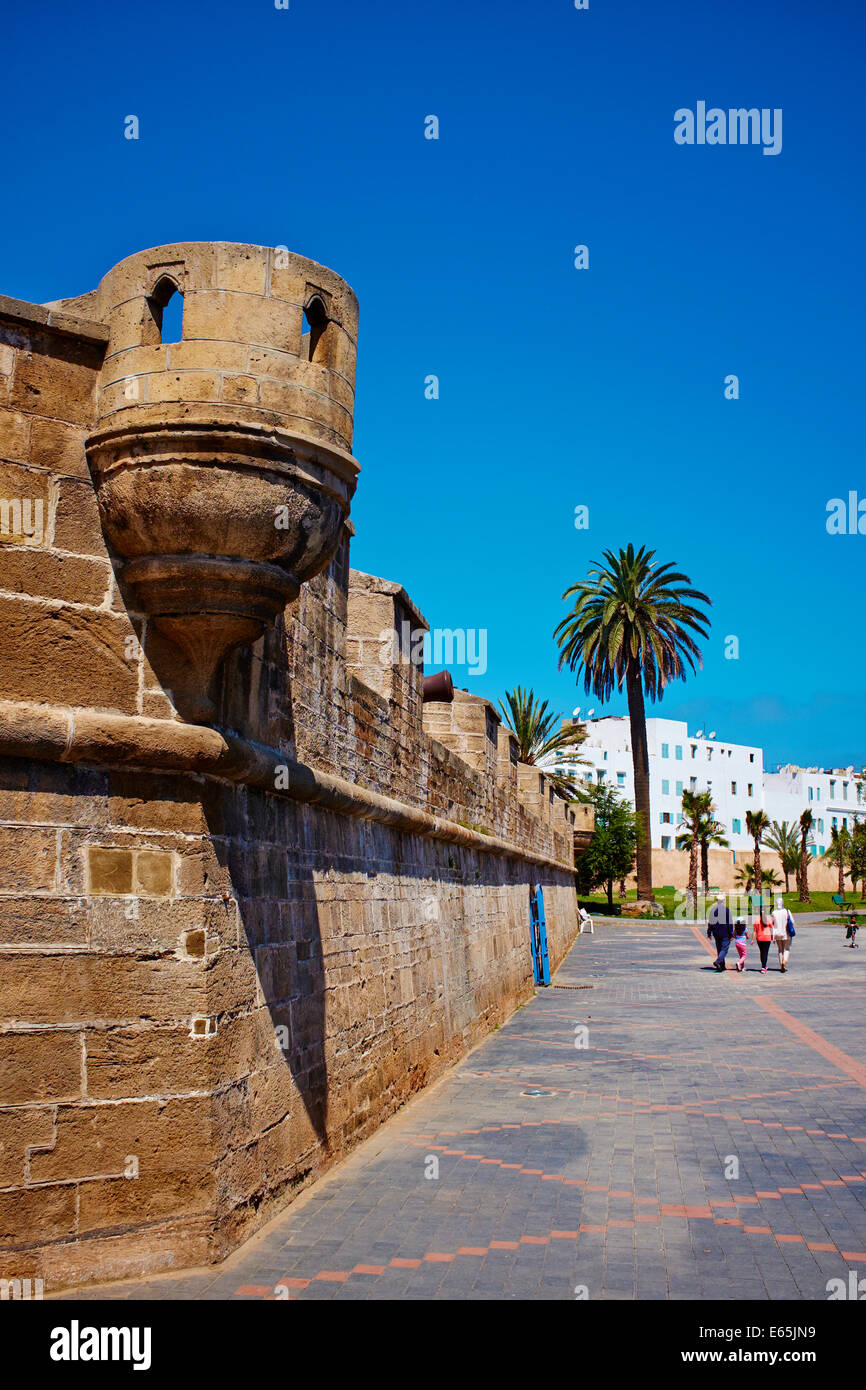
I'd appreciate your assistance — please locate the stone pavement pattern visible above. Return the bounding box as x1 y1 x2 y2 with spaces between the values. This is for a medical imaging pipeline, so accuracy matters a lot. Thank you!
72 917 866 1301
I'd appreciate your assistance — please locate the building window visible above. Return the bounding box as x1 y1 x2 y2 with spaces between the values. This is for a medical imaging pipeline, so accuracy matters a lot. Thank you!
617 772 625 786
675 745 683 760
148 276 184 344
817 819 823 832
690 745 697 759
603 751 608 761
749 753 755 763
302 294 330 364
661 836 672 850
808 787 813 801
660 812 672 825
596 770 605 783
832 816 837 829
843 783 849 801
747 783 753 797
731 781 737 795
661 743 669 758
661 779 670 796
830 780 836 798
676 781 683 796
817 788 821 802
732 818 741 834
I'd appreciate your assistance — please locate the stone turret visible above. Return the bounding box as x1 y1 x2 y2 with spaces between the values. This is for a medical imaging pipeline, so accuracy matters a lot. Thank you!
79 242 359 722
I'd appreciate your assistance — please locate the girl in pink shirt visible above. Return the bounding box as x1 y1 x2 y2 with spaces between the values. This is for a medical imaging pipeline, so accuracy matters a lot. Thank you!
732 919 748 972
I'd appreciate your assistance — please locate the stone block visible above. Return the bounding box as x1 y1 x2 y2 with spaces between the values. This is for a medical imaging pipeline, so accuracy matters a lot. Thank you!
0 1032 82 1105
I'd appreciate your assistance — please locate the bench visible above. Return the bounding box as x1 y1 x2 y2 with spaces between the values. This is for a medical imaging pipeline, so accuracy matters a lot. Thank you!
833 893 856 916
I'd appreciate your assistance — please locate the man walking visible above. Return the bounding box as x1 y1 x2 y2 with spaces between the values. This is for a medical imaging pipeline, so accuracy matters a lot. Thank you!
707 892 734 971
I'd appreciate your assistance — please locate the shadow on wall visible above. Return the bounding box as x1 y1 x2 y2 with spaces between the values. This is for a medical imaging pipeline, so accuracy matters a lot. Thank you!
203 787 330 1152
200 786 555 1182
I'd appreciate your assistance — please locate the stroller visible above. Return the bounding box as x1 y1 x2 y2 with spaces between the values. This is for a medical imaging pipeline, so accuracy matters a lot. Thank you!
845 915 859 948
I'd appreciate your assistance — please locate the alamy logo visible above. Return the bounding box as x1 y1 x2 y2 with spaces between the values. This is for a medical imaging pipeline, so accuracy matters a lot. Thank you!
674 103 782 156
0 497 44 544
0 1277 43 1300
378 621 487 676
826 492 866 535
50 1320 152 1371
827 1269 866 1299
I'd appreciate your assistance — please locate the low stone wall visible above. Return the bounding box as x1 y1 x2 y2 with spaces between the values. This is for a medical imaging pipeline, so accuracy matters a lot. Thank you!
0 743 576 1290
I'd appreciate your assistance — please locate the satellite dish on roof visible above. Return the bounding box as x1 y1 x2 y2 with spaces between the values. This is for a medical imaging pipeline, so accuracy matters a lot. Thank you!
573 707 581 718
586 708 595 719
709 731 716 739
696 729 704 738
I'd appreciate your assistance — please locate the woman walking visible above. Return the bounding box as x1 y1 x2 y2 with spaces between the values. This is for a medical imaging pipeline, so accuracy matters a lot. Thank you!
771 895 795 972
752 908 774 974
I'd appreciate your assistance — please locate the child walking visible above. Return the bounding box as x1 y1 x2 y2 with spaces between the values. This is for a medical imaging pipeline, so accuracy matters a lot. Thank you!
733 918 749 972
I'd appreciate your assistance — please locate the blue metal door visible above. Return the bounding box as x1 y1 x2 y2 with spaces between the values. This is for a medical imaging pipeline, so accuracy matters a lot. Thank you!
530 884 551 986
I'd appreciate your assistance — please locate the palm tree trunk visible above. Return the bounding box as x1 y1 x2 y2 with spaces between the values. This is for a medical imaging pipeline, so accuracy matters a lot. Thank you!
800 839 811 903
700 838 709 896
754 839 762 909
626 662 653 901
839 860 845 895
607 878 613 908
688 839 699 912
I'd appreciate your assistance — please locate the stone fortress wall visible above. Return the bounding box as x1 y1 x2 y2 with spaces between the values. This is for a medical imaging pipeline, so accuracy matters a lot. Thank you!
0 244 580 1290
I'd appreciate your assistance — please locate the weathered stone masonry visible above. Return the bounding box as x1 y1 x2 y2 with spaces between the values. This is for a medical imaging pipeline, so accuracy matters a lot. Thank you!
0 243 580 1290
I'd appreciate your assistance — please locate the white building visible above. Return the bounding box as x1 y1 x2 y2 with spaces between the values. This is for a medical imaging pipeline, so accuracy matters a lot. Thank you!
763 765 866 856
575 717 763 852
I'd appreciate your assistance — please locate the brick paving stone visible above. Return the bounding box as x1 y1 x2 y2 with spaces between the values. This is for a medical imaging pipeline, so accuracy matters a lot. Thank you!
67 917 866 1302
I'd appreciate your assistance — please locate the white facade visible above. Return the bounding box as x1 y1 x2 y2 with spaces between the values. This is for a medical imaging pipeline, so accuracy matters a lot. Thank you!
763 765 866 856
576 717 764 852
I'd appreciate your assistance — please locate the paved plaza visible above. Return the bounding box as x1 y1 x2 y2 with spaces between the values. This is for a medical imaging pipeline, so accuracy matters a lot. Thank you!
73 915 866 1301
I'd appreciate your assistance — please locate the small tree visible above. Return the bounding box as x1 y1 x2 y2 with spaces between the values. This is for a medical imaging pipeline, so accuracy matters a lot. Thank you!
746 809 771 908
849 821 866 901
498 686 588 801
734 864 782 895
764 820 800 894
677 789 705 911
576 784 637 909
823 824 852 897
798 809 813 903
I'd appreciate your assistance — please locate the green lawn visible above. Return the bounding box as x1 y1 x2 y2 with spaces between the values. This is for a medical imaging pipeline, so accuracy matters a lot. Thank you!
578 887 865 922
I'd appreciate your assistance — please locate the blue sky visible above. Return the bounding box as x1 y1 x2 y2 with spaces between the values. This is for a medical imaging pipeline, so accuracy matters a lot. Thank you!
3 0 864 769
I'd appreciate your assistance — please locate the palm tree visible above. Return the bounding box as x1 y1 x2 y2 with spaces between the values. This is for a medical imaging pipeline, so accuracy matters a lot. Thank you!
850 821 866 901
676 788 705 909
745 809 771 911
823 825 851 897
734 863 781 894
677 791 727 900
798 809 813 903
699 810 729 896
764 821 801 894
554 544 711 901
498 686 588 801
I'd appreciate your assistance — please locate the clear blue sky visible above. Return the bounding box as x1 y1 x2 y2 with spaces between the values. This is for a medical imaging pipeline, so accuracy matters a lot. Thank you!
4 0 864 770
